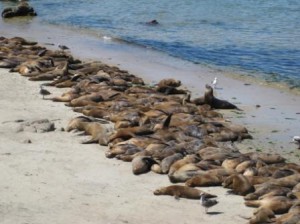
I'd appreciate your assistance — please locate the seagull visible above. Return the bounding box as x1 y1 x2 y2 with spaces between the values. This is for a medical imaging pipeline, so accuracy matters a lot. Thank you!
211 77 218 89
292 136 300 149
58 44 69 51
200 193 218 214
39 84 51 99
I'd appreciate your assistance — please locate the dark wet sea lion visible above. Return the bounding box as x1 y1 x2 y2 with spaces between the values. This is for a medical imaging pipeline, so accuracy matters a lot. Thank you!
153 185 216 200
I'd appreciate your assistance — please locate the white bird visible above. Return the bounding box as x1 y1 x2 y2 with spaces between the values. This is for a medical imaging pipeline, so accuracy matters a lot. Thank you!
211 77 218 89
292 136 300 149
200 193 218 214
39 85 51 99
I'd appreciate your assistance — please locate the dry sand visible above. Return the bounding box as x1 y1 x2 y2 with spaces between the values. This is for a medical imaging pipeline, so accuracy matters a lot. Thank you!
0 69 253 223
0 18 299 224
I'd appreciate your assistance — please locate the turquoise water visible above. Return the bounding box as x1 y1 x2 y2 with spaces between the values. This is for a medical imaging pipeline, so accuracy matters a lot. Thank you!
1 0 300 87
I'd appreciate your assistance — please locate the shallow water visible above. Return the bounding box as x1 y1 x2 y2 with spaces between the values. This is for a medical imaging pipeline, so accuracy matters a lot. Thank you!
0 0 300 88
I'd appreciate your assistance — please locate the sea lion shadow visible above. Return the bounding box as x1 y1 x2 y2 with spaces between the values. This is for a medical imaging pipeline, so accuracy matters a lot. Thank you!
207 211 223 215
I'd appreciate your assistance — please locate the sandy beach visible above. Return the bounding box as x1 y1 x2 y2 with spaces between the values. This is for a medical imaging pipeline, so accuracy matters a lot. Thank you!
0 69 254 223
0 16 299 224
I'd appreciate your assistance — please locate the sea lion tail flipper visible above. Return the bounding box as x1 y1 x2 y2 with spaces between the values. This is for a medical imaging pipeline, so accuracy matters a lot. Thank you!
163 113 173 129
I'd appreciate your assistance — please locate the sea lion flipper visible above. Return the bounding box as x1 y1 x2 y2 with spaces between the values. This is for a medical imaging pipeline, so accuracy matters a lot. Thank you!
162 113 173 129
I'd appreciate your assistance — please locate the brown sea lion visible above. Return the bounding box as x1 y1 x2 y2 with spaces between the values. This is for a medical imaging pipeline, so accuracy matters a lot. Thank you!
108 125 154 142
235 160 256 173
274 200 300 223
66 116 114 145
161 153 184 174
244 196 294 214
258 174 300 188
105 143 142 158
185 173 223 187
131 156 157 175
222 174 254 196
246 152 286 164
222 157 249 170
245 184 291 201
202 84 240 110
153 185 216 200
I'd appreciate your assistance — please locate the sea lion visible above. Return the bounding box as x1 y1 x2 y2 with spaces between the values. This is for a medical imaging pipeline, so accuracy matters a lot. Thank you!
108 125 154 142
244 184 291 201
131 156 157 175
202 84 240 110
244 196 294 214
222 174 254 196
222 157 249 170
153 185 216 200
235 160 256 173
275 200 300 223
257 174 300 189
185 173 223 187
105 143 142 158
66 116 114 145
161 153 184 174
246 152 286 164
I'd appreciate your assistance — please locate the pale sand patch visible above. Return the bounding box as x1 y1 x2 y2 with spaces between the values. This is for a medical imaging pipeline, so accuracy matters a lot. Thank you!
0 69 253 224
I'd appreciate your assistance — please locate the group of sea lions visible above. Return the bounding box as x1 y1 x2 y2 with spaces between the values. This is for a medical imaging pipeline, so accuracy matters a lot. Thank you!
1 36 299 223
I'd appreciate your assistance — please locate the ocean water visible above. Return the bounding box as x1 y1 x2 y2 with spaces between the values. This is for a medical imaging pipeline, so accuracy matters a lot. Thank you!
1 0 300 88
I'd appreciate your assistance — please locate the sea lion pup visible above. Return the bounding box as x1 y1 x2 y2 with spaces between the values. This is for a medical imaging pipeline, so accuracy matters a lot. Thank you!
131 156 157 175
245 196 294 214
153 185 216 200
66 116 114 145
200 84 240 110
222 174 254 196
